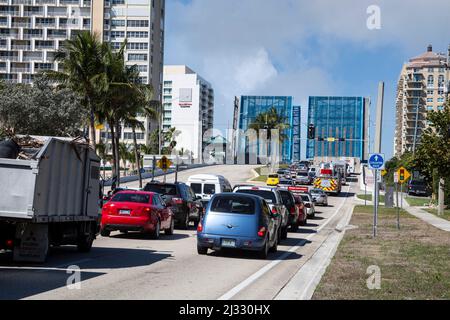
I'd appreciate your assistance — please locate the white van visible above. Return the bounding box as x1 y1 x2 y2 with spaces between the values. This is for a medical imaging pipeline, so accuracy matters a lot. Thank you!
187 174 233 206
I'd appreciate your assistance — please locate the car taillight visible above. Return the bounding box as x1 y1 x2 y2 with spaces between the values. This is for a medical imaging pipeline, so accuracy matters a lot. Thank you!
6 239 13 248
197 221 203 232
271 207 278 214
172 198 183 205
290 207 296 214
257 227 266 237
144 207 152 214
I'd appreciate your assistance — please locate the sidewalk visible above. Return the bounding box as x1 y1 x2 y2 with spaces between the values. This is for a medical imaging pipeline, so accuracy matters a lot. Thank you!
400 195 450 232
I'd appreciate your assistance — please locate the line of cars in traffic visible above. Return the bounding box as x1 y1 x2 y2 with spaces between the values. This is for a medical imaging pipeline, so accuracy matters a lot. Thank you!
99 172 328 259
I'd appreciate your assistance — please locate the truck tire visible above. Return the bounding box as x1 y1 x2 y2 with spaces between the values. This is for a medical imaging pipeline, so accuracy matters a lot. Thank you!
77 223 95 252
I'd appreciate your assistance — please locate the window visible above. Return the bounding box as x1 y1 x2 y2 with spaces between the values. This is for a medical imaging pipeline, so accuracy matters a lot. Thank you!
163 80 172 87
427 98 433 103
427 90 433 95
110 42 121 49
438 89 444 95
143 184 178 196
210 196 256 215
438 97 444 102
438 105 444 111
439 67 445 73
137 65 147 72
127 20 149 28
427 106 434 111
427 75 434 87
438 75 445 87
203 184 216 195
111 193 150 204
127 31 148 38
127 42 148 50
111 19 125 27
190 183 202 194
236 190 276 204
110 31 125 39
112 0 125 4
128 53 147 61
428 67 434 72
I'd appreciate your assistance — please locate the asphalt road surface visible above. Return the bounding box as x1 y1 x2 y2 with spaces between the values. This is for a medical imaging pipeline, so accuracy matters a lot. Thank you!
0 165 358 300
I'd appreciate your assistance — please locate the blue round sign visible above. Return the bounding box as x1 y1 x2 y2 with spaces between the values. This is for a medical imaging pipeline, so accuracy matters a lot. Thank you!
369 154 385 169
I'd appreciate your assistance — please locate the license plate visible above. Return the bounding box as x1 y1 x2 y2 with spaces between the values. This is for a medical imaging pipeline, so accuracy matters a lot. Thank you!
119 209 131 215
221 239 236 248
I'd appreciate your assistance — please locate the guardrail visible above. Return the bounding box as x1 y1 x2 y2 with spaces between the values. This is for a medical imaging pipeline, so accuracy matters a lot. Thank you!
102 163 213 187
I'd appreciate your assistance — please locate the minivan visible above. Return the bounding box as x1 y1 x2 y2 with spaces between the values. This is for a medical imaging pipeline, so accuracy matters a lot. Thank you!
187 174 233 207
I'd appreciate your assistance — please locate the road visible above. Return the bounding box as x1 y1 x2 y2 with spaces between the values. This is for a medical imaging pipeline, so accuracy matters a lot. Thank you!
0 165 358 300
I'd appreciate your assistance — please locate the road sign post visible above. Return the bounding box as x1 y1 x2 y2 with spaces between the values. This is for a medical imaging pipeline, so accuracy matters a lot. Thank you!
394 172 400 229
368 153 385 238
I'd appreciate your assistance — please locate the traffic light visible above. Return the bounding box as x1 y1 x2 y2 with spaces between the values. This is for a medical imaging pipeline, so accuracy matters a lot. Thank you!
308 124 315 140
399 169 405 181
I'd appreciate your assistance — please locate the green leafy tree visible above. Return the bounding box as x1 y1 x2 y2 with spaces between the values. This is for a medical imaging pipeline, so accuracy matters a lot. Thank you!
0 76 87 136
414 101 450 204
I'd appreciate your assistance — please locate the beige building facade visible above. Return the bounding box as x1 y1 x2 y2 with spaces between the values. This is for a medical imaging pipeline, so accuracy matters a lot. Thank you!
394 45 450 157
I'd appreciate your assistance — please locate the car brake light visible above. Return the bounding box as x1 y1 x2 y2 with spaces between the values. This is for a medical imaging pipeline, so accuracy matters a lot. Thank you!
172 198 183 205
197 221 203 232
6 239 13 248
257 227 266 237
144 207 152 214
271 207 278 214
251 187 260 190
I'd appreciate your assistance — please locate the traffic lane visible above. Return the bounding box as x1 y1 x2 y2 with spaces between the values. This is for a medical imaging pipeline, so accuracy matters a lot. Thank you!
226 182 357 300
120 165 260 190
22 180 353 300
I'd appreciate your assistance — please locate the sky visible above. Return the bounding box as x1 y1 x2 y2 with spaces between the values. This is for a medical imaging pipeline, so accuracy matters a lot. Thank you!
163 0 450 160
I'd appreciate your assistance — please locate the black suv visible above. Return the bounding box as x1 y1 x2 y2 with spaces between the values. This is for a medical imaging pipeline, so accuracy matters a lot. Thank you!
407 180 431 197
143 182 203 229
278 189 299 232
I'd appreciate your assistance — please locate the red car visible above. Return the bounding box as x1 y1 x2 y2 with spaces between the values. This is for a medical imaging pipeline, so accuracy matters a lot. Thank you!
101 191 174 239
293 195 308 226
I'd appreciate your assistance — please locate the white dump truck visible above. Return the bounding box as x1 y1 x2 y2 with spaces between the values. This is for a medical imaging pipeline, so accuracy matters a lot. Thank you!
0 137 101 262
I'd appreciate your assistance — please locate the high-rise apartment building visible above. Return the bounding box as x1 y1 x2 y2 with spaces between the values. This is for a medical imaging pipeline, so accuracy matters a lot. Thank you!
236 96 294 163
162 65 214 161
94 0 165 146
394 45 450 157
0 0 165 146
306 96 369 161
0 0 92 84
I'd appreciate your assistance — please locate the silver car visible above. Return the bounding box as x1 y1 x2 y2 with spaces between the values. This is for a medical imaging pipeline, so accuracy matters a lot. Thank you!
299 193 316 218
310 189 328 206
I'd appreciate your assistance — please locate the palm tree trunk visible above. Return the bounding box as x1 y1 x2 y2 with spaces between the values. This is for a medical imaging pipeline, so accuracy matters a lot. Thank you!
132 126 143 189
114 122 121 184
109 121 117 184
87 97 96 149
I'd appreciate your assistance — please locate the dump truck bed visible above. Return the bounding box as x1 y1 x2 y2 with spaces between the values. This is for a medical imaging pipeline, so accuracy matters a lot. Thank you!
0 138 101 222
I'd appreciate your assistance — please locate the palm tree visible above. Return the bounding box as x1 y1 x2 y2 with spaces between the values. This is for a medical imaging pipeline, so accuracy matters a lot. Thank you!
249 106 290 160
46 31 105 149
162 127 179 155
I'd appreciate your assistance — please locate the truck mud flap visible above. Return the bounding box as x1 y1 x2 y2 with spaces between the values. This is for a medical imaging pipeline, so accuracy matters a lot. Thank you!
13 223 49 263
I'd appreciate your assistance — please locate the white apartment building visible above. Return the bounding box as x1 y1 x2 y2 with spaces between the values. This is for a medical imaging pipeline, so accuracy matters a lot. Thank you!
394 45 450 157
162 65 214 162
0 0 165 146
94 0 165 146
0 0 91 84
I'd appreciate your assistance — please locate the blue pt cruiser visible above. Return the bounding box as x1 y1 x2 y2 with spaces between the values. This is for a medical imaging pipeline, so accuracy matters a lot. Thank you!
197 193 280 259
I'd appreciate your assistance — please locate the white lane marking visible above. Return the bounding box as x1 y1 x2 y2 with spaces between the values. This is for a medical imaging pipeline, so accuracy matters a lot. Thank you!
217 184 351 300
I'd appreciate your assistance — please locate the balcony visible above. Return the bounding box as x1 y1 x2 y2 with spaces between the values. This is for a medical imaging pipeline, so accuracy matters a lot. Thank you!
0 10 20 15
11 44 31 50
35 0 56 3
0 55 20 61
22 52 43 61
47 9 68 16
60 0 80 4
11 0 34 4
23 33 43 39
10 67 30 73
23 10 44 17
12 21 32 28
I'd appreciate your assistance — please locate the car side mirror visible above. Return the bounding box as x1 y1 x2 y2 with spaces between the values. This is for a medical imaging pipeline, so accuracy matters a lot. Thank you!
195 196 202 201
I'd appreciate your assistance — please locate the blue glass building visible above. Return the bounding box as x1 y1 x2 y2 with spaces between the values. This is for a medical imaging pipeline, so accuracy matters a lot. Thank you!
292 106 301 162
237 96 293 163
306 96 369 160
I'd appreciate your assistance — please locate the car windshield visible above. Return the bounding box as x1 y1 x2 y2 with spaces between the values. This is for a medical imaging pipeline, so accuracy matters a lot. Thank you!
279 179 291 185
210 196 255 215
298 172 308 176
144 184 177 196
111 193 150 204
269 174 278 179
204 184 216 195
236 189 276 204
411 181 426 186
190 183 202 194
311 189 323 194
